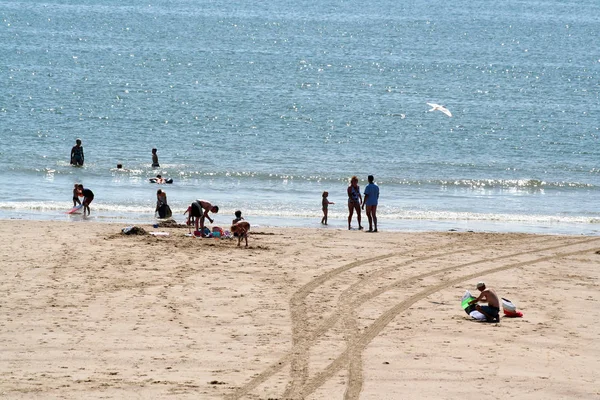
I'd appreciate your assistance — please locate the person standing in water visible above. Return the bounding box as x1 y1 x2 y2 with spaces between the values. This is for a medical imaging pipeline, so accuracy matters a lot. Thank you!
151 148 160 168
70 138 84 166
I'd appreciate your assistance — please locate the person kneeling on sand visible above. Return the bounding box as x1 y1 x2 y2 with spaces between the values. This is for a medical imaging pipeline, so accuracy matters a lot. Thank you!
469 282 501 323
186 200 219 236
231 220 250 247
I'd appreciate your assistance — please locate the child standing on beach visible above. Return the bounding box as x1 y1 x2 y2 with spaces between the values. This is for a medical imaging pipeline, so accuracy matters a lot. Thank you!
321 191 334 225
232 210 244 225
151 148 160 168
72 184 82 207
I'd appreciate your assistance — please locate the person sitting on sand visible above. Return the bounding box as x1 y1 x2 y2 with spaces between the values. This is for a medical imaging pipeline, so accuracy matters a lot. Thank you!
469 282 501 323
186 200 219 236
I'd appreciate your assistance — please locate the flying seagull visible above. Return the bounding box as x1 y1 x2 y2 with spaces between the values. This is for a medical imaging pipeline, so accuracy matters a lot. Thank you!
427 103 452 117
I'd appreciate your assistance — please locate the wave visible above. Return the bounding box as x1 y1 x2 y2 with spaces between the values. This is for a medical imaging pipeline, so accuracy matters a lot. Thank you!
3 163 597 191
1 201 597 226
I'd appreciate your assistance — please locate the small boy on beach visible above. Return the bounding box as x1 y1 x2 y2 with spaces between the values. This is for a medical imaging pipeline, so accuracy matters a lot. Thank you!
78 184 94 216
321 191 334 225
72 184 82 207
151 148 160 168
232 210 245 237
232 210 244 225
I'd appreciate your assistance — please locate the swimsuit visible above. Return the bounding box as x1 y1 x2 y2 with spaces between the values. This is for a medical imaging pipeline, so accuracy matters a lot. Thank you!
348 185 360 204
71 146 84 165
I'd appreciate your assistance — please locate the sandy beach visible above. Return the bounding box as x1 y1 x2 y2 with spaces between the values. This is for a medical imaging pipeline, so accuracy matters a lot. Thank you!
1 220 599 399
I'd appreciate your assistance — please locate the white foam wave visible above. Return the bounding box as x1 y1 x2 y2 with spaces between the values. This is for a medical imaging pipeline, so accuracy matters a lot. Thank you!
0 202 597 226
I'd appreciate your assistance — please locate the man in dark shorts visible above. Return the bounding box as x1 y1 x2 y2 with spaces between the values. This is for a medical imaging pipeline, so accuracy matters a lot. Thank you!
469 282 501 323
78 184 94 216
187 199 219 236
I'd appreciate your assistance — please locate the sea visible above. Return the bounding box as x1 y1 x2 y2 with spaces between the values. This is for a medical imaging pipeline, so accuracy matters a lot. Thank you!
1 0 599 235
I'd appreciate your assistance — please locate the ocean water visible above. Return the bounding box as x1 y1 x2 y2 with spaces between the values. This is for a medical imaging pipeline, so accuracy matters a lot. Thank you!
1 0 599 234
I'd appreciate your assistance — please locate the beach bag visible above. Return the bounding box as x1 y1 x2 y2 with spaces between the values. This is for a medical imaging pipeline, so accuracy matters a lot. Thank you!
502 297 523 317
501 298 516 312
461 290 486 321
212 226 224 238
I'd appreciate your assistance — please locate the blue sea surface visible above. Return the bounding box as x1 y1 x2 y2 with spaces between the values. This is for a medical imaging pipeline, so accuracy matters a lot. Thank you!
0 0 598 234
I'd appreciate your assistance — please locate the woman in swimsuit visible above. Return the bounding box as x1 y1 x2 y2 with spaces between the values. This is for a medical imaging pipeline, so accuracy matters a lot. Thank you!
347 176 363 230
70 138 84 166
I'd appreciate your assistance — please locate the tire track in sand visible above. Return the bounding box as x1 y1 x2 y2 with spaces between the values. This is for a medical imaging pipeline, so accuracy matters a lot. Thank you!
227 235 545 399
283 236 592 399
295 243 600 399
227 241 475 400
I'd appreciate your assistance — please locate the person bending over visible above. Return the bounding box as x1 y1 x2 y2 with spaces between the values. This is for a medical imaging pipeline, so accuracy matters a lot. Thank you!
77 184 94 216
187 199 219 236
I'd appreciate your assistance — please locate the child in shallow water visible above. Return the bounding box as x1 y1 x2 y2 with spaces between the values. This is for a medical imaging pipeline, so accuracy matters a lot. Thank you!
72 184 82 207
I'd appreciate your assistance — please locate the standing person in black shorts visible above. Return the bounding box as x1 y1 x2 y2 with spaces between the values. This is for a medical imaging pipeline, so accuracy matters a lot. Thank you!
186 200 219 236
77 184 94 216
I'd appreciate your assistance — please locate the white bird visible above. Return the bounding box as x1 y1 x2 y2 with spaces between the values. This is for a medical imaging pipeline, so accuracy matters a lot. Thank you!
427 102 452 117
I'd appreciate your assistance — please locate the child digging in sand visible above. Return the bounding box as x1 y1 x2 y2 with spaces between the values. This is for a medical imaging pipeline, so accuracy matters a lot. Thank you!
321 191 334 225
